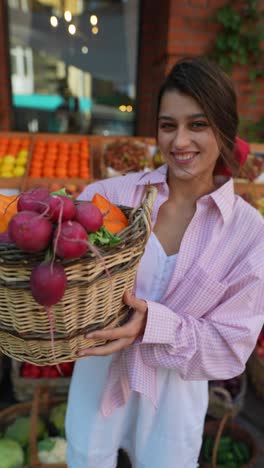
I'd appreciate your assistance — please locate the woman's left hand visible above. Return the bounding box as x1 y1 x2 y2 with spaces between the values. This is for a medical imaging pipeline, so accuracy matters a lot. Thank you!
78 291 148 357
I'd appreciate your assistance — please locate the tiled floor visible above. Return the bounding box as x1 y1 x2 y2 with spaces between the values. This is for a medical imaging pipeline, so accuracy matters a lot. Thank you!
1 356 263 467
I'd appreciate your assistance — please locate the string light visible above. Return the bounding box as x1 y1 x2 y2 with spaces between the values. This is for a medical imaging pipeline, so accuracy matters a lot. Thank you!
92 26 99 35
68 24 76 35
90 15 98 26
64 10 72 22
82 46 89 54
50 16 58 27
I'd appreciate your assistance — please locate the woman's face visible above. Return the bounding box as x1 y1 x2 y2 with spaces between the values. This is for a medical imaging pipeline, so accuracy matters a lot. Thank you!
157 90 220 182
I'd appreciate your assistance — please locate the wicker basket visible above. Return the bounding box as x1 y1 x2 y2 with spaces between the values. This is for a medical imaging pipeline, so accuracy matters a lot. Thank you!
247 349 264 400
207 373 247 419
199 412 257 468
11 359 71 402
0 185 157 365
28 385 67 468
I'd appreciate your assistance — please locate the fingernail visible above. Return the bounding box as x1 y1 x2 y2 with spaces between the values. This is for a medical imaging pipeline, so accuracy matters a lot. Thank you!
86 333 93 339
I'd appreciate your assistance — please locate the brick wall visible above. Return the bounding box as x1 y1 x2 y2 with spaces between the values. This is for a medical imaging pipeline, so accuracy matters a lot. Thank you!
136 0 264 137
0 2 12 130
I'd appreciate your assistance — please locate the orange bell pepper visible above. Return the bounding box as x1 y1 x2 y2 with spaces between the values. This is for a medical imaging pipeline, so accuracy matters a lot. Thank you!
92 193 129 234
0 195 18 233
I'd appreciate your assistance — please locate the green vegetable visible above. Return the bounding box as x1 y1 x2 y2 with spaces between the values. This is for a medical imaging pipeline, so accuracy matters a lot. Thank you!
236 441 251 462
38 437 67 464
5 416 46 447
0 438 24 468
49 402 67 437
203 436 213 461
50 187 72 198
89 226 121 246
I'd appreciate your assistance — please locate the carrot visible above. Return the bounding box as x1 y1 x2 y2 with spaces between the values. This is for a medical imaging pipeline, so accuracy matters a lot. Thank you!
0 195 18 233
91 193 129 234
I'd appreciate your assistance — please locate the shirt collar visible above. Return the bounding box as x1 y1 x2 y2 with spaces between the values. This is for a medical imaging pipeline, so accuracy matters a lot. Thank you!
207 177 235 223
136 165 235 223
136 164 168 186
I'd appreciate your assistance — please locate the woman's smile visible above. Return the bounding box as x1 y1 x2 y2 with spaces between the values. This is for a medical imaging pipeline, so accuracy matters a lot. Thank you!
171 151 199 165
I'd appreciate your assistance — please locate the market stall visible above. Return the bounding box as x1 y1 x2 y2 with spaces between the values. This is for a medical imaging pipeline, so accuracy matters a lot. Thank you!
0 132 263 467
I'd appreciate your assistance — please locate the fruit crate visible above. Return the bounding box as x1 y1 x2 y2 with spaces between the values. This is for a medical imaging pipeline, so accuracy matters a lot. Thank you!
90 135 156 179
22 133 94 196
11 359 72 402
0 131 34 190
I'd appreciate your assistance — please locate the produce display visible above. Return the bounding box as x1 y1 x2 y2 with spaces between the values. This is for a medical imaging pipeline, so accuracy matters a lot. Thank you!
21 362 74 379
0 136 30 178
201 434 251 467
28 138 91 179
102 139 152 176
238 152 264 181
0 402 67 466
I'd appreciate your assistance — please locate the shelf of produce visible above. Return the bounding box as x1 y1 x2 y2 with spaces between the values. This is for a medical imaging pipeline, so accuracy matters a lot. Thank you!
0 131 34 190
234 181 264 197
89 135 156 179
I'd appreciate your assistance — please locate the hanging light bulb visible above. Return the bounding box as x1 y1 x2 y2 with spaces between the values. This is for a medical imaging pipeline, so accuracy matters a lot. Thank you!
50 16 58 27
64 10 72 22
68 24 76 35
90 15 98 26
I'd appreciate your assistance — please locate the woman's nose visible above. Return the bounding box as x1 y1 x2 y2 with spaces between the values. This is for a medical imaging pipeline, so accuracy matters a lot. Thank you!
172 127 190 148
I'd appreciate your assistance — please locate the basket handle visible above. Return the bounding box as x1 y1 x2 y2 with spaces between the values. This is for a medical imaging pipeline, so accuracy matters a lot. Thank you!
209 386 233 407
212 410 234 467
29 384 50 468
143 184 158 213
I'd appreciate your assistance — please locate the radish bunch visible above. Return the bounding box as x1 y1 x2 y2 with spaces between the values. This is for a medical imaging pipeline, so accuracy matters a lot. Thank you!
8 188 105 308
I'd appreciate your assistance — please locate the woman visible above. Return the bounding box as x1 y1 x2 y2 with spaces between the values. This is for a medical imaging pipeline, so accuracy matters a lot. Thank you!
66 57 264 468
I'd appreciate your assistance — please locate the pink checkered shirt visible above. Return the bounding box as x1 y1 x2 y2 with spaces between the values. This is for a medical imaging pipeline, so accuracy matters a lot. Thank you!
79 165 264 417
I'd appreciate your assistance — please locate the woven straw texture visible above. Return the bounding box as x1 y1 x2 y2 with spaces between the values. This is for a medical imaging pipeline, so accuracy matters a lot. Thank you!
0 185 157 365
11 359 71 402
207 373 247 419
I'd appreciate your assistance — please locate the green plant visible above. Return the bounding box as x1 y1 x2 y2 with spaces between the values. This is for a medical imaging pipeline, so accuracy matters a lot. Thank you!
210 1 264 141
239 116 264 142
210 0 264 76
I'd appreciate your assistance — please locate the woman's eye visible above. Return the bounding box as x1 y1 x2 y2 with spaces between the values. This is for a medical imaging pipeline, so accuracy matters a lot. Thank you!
160 123 174 129
191 121 208 129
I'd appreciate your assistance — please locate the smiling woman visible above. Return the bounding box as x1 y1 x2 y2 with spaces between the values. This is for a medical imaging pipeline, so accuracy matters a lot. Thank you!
65 57 264 468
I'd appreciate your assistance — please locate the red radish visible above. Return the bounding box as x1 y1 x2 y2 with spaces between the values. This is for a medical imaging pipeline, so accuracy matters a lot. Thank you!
17 188 49 212
30 262 67 306
30 261 67 367
39 195 76 222
75 202 103 232
8 211 53 253
53 220 88 259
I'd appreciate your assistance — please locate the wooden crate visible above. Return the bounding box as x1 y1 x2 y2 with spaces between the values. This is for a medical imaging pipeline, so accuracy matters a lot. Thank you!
22 133 93 192
0 131 34 190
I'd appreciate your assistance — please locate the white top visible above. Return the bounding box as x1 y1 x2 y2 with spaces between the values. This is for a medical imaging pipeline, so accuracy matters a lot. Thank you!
66 232 208 468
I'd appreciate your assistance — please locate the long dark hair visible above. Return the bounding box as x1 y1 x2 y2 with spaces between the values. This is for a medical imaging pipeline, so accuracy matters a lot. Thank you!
157 56 240 176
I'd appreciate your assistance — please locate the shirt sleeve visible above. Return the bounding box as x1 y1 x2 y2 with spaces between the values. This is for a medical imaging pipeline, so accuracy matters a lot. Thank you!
140 270 264 380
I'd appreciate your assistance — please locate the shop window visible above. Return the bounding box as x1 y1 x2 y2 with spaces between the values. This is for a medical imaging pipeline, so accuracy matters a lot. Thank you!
7 0 139 135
